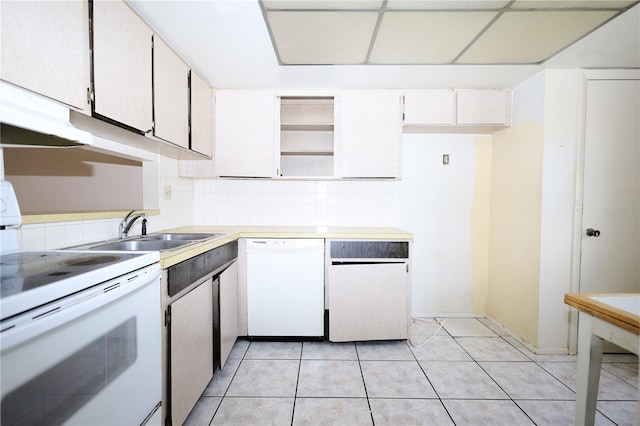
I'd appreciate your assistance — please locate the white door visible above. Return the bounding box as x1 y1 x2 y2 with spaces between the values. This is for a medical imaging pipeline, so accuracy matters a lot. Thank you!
579 80 639 294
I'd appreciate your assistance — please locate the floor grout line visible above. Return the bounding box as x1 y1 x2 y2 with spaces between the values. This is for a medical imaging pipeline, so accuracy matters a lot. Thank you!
193 323 638 426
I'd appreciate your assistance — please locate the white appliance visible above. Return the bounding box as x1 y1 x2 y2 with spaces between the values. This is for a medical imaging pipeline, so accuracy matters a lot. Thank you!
0 181 162 426
246 238 324 337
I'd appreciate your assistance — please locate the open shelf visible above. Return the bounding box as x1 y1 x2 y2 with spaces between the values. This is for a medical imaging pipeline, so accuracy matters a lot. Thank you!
281 150 334 156
279 96 334 177
281 123 334 132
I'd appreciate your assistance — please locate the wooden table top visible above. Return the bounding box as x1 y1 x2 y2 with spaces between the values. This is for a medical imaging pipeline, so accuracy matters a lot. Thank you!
564 293 640 335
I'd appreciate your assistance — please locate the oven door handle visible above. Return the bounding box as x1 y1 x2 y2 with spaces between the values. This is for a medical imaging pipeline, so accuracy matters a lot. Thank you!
0 266 160 352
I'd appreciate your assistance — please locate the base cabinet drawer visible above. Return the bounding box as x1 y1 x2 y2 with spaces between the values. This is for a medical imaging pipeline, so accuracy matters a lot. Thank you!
328 262 409 342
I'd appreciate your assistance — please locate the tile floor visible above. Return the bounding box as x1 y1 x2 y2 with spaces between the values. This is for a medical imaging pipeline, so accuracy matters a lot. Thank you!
184 318 639 425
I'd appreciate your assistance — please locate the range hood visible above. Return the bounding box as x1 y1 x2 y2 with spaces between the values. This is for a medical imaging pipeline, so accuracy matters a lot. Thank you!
0 82 92 148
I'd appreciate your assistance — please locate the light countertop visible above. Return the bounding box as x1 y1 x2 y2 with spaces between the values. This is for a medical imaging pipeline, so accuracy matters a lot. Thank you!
564 293 640 335
157 226 413 268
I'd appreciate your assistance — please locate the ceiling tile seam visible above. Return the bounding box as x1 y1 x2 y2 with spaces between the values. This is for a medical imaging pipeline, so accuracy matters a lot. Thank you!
364 0 388 64
258 0 284 66
505 0 639 12
260 6 634 13
450 0 516 65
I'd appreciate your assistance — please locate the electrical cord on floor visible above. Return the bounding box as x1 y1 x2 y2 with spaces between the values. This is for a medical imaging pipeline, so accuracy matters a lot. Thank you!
409 317 446 348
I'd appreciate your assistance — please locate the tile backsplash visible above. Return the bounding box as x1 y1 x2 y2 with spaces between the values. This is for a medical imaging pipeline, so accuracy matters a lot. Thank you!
17 175 397 250
193 179 396 227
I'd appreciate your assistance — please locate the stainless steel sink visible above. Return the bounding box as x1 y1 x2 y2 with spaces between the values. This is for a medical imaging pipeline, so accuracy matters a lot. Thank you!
70 232 224 252
143 233 222 241
88 239 188 251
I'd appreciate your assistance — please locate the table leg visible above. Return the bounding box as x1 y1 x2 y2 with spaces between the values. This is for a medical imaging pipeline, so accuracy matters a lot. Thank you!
575 311 603 426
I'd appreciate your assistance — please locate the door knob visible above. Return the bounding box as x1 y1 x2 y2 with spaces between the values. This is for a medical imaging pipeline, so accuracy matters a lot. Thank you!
586 228 601 237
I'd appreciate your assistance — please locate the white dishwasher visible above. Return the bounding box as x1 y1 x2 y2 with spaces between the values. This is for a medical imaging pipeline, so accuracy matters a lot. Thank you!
246 238 325 337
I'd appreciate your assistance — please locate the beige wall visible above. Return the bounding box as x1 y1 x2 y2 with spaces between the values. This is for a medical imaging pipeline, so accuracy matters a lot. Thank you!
470 136 492 315
487 122 544 346
4 147 143 214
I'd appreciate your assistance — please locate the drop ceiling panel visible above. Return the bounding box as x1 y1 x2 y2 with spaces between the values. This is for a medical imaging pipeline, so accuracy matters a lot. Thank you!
510 1 637 9
386 0 511 10
457 10 617 63
263 1 383 10
370 11 498 64
267 11 379 64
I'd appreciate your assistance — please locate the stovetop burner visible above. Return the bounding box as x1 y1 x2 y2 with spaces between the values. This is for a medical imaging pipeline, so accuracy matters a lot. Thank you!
62 255 120 267
0 251 141 299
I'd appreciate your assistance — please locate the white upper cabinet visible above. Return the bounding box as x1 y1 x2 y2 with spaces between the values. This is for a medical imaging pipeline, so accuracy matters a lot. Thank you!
337 92 402 178
403 90 455 126
0 1 90 112
153 36 189 149
92 0 153 133
190 71 213 158
214 91 278 177
456 90 511 125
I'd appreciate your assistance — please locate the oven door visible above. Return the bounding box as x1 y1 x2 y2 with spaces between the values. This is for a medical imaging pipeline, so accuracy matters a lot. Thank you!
0 265 162 426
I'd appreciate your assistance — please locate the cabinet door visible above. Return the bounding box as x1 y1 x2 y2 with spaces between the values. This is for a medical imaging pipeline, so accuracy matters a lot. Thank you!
337 92 402 178
92 0 153 132
214 91 278 177
0 1 90 111
190 71 213 157
153 36 189 148
456 90 511 125
404 90 455 125
329 262 408 342
219 261 238 368
170 279 213 426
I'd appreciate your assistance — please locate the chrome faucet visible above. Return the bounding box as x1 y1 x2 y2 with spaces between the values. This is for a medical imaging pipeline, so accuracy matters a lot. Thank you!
119 210 148 239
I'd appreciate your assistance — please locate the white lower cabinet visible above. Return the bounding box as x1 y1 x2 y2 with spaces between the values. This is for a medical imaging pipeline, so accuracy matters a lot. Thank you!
219 261 239 369
169 279 213 426
328 262 409 342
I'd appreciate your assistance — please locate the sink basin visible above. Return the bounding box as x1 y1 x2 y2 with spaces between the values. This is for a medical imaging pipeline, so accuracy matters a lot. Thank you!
74 232 224 252
88 239 188 251
143 233 222 241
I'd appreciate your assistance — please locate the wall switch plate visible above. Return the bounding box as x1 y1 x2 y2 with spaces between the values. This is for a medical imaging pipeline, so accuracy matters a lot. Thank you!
163 184 172 200
443 154 450 165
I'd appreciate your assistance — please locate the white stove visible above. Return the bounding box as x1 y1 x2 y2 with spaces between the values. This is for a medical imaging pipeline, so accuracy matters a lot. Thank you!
0 181 162 426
